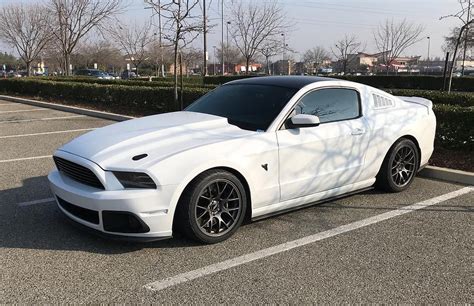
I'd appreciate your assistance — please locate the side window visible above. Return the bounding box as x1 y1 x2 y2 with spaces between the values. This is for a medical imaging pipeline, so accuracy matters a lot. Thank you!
295 88 360 123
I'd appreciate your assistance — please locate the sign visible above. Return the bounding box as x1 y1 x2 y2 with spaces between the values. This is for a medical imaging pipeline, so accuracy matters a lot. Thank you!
94 63 97 69
126 63 130 70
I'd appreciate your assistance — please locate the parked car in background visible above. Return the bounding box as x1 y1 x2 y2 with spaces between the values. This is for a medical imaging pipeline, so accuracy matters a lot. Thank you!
75 69 114 80
121 70 138 80
107 72 121 79
48 76 436 244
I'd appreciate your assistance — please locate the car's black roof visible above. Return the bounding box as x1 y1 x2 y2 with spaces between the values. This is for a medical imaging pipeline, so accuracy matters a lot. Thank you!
225 76 335 89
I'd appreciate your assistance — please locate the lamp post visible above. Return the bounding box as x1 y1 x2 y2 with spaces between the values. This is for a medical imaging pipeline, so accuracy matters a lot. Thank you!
221 0 224 76
281 33 285 61
145 1 164 77
213 45 217 75
426 36 430 61
226 21 231 75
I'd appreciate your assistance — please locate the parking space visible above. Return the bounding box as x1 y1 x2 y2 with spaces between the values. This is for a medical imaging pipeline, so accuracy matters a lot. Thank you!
0 99 472 303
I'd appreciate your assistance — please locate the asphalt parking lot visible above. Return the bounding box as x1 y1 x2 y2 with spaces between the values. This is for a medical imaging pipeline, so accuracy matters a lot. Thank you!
0 99 472 303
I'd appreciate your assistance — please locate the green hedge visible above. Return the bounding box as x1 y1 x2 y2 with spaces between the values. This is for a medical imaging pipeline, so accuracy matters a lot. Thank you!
42 77 216 89
433 104 473 151
0 78 208 115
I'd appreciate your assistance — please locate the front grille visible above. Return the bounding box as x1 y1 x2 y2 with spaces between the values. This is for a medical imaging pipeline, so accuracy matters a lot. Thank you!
53 156 105 190
57 197 99 224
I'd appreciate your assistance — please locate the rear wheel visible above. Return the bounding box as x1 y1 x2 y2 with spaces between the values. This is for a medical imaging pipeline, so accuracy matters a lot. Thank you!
376 138 419 192
175 170 247 244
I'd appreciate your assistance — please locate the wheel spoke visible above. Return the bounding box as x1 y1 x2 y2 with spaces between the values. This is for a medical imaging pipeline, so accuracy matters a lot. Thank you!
390 145 416 187
195 179 242 237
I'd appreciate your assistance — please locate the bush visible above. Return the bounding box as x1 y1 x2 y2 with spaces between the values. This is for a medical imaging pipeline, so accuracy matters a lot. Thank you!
433 104 473 151
333 75 474 92
386 89 474 107
41 76 216 89
0 78 209 116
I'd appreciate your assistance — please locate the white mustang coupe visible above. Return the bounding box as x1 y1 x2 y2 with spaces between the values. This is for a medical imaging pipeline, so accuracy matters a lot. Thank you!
48 76 436 243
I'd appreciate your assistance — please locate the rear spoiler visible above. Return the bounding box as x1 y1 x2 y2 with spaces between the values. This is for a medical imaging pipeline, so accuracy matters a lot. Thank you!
396 96 433 109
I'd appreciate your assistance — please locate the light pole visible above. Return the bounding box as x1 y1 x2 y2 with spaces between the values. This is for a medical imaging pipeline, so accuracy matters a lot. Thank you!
213 45 217 75
226 21 231 75
145 1 164 77
426 36 430 61
281 33 285 61
221 0 224 76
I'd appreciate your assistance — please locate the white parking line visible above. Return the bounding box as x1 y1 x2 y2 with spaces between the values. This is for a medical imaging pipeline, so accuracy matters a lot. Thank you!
18 197 55 207
0 155 51 163
0 109 48 114
0 115 85 123
144 186 473 292
0 128 95 139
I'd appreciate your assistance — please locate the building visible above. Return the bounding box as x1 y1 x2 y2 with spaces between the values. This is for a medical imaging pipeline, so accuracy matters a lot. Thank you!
272 60 293 75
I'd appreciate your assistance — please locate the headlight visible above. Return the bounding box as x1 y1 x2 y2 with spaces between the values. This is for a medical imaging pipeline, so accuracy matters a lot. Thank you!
113 171 157 189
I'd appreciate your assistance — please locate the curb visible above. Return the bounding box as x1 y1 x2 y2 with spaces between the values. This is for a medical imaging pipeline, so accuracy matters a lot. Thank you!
419 166 474 186
0 95 135 122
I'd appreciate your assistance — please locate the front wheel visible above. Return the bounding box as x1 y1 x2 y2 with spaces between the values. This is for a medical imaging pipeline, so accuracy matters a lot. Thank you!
175 170 247 244
376 138 419 192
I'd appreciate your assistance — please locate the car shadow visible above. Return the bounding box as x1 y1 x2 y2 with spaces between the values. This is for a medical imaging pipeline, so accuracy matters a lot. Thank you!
1 175 470 255
0 175 202 254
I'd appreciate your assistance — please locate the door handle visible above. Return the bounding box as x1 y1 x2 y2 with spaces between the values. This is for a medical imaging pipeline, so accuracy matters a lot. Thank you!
351 128 365 135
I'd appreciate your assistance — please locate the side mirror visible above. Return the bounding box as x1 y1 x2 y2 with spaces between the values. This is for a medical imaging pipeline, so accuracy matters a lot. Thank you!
288 114 320 128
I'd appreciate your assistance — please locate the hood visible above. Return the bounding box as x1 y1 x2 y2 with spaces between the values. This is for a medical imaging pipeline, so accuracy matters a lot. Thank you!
59 111 254 169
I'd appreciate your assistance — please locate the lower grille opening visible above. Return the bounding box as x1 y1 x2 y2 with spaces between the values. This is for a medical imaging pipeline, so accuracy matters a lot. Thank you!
57 197 99 225
102 211 150 233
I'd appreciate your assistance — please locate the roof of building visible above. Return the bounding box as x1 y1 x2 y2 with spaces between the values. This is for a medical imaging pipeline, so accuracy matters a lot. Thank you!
225 76 334 89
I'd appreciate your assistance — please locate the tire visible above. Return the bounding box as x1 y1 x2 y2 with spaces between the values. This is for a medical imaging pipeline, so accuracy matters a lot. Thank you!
174 169 247 244
376 138 419 193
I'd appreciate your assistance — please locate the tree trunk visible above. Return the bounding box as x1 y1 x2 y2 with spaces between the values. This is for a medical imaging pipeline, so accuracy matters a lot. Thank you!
26 61 31 77
179 51 184 110
448 23 469 93
266 56 270 75
246 57 250 75
173 42 179 103
343 60 347 74
65 53 71 76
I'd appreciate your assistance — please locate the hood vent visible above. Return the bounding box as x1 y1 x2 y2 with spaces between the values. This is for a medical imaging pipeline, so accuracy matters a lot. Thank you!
132 154 148 161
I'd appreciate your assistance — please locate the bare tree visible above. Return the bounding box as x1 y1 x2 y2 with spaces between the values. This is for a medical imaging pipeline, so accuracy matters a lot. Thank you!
0 3 53 76
331 35 362 74
182 47 202 76
74 40 123 72
373 19 424 74
47 0 123 76
440 0 473 91
108 22 154 75
216 43 243 65
303 46 330 75
230 1 289 74
258 39 283 75
147 0 203 103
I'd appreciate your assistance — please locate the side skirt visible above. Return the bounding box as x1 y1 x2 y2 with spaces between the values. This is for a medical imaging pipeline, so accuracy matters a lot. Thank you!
251 179 375 221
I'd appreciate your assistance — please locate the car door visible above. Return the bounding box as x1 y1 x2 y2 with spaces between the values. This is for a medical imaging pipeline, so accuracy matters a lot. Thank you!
276 87 369 202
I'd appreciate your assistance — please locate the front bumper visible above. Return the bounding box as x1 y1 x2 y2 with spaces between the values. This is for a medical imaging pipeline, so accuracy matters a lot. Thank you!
48 169 177 241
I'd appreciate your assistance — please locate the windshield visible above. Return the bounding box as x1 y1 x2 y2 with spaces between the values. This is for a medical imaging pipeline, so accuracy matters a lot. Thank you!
186 84 297 131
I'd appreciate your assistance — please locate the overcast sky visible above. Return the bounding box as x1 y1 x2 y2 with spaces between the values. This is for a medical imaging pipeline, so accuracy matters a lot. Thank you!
0 0 463 61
